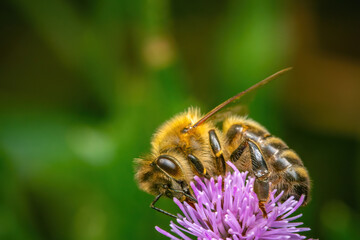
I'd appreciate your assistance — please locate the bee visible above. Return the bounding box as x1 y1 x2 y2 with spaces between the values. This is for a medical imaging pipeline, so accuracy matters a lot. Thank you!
135 68 310 218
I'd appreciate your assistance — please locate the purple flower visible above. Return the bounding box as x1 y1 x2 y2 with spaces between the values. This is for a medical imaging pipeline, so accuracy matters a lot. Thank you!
156 162 311 240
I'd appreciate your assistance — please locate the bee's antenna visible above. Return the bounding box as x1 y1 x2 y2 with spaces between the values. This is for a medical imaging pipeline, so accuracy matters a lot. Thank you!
187 67 293 131
150 193 177 218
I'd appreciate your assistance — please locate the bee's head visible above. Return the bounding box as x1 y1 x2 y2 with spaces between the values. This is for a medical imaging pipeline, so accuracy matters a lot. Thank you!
135 108 212 199
134 154 193 202
134 108 206 217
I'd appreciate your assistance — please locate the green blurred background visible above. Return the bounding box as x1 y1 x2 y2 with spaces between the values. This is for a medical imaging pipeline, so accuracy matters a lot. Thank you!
1 0 359 239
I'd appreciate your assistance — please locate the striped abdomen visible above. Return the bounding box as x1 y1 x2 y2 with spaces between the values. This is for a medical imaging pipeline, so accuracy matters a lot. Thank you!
223 117 310 204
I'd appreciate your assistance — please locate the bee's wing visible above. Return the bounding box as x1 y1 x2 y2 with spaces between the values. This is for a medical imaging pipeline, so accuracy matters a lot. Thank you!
188 67 292 131
208 87 264 125
208 104 249 125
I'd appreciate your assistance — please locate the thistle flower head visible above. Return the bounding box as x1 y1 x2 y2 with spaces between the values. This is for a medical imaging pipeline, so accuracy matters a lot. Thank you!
156 162 311 240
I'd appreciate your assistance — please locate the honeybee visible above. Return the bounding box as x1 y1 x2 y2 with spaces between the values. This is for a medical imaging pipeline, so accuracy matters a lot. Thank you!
135 68 310 218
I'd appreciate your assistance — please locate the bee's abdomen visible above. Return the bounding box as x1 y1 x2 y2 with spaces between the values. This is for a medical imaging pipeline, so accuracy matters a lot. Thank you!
260 136 310 203
224 118 310 204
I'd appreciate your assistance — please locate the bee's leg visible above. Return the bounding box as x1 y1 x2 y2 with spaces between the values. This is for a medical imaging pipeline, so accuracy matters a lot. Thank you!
230 140 247 162
254 178 270 218
248 139 270 218
209 129 226 175
187 154 211 178
150 193 177 218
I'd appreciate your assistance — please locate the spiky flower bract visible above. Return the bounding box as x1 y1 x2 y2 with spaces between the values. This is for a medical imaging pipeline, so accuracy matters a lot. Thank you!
156 162 311 240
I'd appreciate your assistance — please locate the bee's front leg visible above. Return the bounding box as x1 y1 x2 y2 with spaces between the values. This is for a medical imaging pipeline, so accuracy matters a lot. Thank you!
208 129 226 175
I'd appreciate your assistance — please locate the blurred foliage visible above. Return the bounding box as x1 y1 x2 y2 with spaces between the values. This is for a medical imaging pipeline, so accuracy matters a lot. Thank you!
0 0 359 240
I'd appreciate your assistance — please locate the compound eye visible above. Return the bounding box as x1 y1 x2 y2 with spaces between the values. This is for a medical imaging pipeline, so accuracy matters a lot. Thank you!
156 155 181 178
